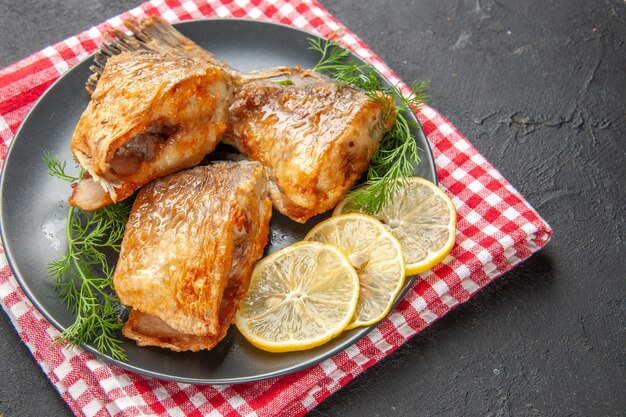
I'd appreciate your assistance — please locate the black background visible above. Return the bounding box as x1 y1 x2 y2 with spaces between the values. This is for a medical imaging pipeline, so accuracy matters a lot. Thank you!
0 0 624 416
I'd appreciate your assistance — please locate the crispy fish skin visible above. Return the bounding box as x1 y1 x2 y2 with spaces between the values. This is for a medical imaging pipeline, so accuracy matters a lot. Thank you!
87 16 298 95
226 74 389 223
70 51 234 210
114 162 272 351
86 16 230 94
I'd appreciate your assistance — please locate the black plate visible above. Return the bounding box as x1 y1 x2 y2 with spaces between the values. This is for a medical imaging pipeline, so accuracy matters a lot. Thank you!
0 18 436 384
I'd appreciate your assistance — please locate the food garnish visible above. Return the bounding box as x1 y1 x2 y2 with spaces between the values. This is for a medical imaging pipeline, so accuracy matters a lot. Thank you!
43 152 129 360
309 37 429 215
305 214 406 329
334 177 457 275
235 242 359 352
238 180 457 351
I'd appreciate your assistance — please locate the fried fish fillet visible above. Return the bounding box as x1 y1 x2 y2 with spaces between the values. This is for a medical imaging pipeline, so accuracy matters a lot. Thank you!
113 161 272 351
70 51 235 210
226 73 391 223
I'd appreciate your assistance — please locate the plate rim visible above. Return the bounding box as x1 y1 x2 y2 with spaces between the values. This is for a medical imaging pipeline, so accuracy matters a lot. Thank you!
0 17 437 384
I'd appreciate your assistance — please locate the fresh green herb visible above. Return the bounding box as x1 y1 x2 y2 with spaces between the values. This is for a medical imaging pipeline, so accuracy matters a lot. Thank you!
308 36 429 214
43 151 81 182
43 153 130 361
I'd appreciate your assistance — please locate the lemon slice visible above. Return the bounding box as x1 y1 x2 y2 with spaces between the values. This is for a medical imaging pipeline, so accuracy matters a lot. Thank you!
305 213 405 329
334 177 457 276
235 241 359 353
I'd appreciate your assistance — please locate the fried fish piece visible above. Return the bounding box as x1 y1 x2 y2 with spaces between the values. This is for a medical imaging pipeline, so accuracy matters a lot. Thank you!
226 72 391 223
70 51 235 210
113 161 272 351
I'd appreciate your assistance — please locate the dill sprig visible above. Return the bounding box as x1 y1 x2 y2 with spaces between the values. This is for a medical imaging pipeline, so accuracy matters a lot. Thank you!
43 153 130 361
43 151 81 182
308 36 429 214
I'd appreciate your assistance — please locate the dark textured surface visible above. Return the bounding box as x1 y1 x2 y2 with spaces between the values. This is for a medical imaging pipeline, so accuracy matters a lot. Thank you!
0 0 624 416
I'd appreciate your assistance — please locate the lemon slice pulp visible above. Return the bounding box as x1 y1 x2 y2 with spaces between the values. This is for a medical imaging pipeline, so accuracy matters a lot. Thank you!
305 213 405 329
235 241 359 352
334 177 457 275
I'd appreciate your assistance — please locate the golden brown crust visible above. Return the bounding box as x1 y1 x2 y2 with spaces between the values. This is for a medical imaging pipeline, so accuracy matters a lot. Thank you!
70 51 234 209
86 16 232 94
227 76 388 223
114 162 271 351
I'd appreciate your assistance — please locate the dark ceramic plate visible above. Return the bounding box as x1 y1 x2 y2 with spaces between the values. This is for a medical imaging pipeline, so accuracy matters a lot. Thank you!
0 19 436 384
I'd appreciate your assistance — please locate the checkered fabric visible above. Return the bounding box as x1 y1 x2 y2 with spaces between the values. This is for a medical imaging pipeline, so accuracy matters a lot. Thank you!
0 0 552 416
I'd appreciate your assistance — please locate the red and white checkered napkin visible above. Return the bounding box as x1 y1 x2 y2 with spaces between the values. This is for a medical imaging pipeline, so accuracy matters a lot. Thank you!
0 0 552 416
